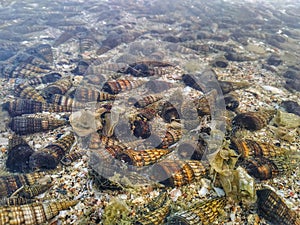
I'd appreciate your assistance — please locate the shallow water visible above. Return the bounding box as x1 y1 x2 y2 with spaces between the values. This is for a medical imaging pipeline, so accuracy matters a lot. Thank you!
0 0 299 224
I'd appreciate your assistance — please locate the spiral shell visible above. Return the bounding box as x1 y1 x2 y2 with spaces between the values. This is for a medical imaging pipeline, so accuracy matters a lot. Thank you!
60 151 85 166
9 116 68 135
2 99 72 117
102 79 144 94
120 60 173 77
42 76 73 100
6 135 34 173
151 160 209 187
129 94 163 108
181 74 203 92
74 87 116 102
240 156 288 180
135 203 170 225
49 94 85 109
26 44 54 64
29 132 75 170
232 109 276 132
2 62 51 79
0 197 35 207
116 148 172 166
159 101 180 123
156 128 182 149
14 83 46 103
167 197 227 225
18 182 52 199
230 138 287 159
25 72 62 86
0 200 78 225
257 189 300 225
0 172 46 198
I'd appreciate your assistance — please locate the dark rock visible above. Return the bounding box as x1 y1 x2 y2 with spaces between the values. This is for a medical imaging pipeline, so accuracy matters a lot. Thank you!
281 100 300 116
267 55 282 66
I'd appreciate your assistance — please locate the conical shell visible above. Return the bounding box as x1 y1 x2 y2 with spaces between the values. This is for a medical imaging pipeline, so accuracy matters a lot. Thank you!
135 203 170 225
257 189 300 225
0 200 78 225
42 76 72 100
167 197 227 225
14 83 46 103
232 109 276 132
116 148 172 166
0 172 46 197
231 138 287 159
2 99 72 117
151 160 209 187
9 116 67 135
29 133 75 170
74 87 116 102
102 79 144 94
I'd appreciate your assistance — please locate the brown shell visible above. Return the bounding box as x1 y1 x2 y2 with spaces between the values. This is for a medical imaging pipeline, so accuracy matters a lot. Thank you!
60 151 85 166
0 197 36 206
2 62 51 79
232 110 276 131
147 191 168 211
88 133 119 149
193 96 211 117
151 160 209 187
257 189 300 225
167 197 227 225
159 101 180 123
116 148 172 166
218 80 251 94
42 76 73 100
9 116 67 135
135 203 170 225
156 128 182 149
102 79 144 94
29 133 75 170
2 99 72 117
25 72 62 86
231 138 287 159
129 94 163 108
49 94 85 109
18 183 52 199
26 44 53 63
131 116 151 139
240 156 288 180
6 135 34 173
0 172 46 198
0 200 78 225
14 83 46 103
119 60 173 77
74 87 116 102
